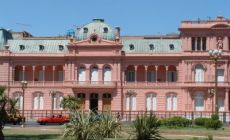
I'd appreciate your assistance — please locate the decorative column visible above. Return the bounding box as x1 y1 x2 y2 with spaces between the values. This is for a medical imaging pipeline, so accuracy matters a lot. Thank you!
145 65 148 85
72 62 75 81
42 66 45 85
32 66 35 85
225 89 229 111
134 65 137 85
52 66 56 85
98 94 103 111
155 66 158 83
165 66 168 82
12 67 15 84
22 66 26 81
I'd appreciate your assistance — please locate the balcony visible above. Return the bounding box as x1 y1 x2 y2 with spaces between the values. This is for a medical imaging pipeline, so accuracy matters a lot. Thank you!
124 81 181 88
72 81 117 88
183 81 229 88
10 81 117 88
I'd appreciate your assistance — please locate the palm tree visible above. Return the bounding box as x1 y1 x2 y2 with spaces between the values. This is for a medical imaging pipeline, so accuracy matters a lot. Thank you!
0 86 7 140
61 95 80 113
97 112 121 138
132 114 162 140
63 110 102 140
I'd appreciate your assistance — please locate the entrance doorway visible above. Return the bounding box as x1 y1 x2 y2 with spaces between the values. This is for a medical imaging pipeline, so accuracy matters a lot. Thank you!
90 93 98 111
102 93 111 111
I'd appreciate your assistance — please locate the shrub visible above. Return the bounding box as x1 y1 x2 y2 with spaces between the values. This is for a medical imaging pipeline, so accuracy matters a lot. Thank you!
162 117 192 128
194 118 209 126
133 114 162 140
211 114 219 120
205 119 222 130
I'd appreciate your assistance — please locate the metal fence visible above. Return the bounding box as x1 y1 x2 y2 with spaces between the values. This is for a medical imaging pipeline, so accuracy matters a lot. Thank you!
19 110 230 123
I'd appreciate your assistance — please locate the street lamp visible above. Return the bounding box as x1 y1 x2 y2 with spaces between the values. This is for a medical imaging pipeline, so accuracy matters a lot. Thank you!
209 49 222 114
20 80 27 128
49 89 56 116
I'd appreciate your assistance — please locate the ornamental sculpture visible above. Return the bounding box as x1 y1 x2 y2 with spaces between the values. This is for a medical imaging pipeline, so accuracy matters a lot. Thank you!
216 37 223 49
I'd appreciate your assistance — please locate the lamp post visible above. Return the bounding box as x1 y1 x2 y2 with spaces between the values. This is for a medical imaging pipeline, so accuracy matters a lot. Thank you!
209 49 222 114
49 90 56 116
20 80 27 128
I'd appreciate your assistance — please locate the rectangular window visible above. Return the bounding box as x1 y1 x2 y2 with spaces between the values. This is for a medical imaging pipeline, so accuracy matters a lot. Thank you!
127 71 135 81
58 71 64 81
147 71 156 82
217 69 224 82
168 71 177 82
192 37 195 50
202 37 206 51
38 70 44 81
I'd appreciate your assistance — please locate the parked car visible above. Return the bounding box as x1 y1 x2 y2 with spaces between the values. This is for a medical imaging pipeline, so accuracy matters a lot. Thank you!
37 114 69 125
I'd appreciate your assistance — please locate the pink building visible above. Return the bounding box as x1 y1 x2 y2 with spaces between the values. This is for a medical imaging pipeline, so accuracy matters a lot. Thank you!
0 17 230 117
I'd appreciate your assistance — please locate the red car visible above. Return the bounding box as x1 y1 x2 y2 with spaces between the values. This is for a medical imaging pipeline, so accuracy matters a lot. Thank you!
37 114 69 125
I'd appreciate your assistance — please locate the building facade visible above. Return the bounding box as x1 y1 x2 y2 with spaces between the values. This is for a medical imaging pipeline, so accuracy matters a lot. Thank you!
0 17 230 114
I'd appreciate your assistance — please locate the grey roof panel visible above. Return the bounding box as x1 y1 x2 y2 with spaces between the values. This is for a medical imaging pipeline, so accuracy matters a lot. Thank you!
8 40 69 53
122 39 182 53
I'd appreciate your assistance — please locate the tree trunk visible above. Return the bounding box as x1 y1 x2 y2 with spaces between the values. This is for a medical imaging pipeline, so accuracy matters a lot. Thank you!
0 127 4 140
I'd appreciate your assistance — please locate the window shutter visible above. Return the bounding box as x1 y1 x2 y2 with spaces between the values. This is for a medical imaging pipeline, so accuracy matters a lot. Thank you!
59 96 63 109
39 95 44 110
167 96 171 111
146 96 151 111
152 95 157 111
126 96 130 111
79 68 86 82
132 96 136 111
53 96 57 110
38 70 44 81
33 95 38 110
218 97 224 111
58 71 64 81
172 95 177 111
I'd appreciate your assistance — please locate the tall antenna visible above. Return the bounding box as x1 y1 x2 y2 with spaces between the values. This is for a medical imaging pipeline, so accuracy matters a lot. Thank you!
16 23 32 31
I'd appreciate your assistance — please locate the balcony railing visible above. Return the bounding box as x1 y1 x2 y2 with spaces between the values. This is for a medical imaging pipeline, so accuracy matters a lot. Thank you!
124 81 181 87
73 81 117 88
1 80 230 88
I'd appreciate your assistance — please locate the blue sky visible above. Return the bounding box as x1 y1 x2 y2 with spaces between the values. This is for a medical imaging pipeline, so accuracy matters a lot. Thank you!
0 0 230 36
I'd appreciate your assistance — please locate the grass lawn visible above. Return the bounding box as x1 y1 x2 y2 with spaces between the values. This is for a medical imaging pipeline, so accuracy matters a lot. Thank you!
3 124 230 140
3 126 63 140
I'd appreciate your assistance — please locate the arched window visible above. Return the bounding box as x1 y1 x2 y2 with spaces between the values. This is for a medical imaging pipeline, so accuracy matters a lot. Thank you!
104 66 111 83
83 27 88 33
33 92 44 110
194 92 204 111
91 66 98 83
53 93 63 110
149 44 154 50
13 92 23 110
146 93 157 111
103 27 108 33
78 66 86 83
195 64 204 82
166 93 177 111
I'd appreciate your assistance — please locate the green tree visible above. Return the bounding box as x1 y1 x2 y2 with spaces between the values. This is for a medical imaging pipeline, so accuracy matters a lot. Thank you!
0 86 8 140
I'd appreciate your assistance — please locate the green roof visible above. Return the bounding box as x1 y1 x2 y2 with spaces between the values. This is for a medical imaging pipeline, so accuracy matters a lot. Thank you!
122 38 182 53
8 40 69 53
76 19 115 41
